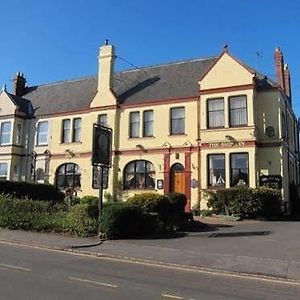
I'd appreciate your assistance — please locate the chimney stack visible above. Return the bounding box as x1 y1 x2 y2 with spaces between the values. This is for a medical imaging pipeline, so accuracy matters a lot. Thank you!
13 72 27 97
274 47 285 91
98 41 115 94
284 64 291 100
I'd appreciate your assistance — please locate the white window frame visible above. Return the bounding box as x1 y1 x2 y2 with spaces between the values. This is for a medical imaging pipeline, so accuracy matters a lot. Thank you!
0 162 8 181
36 120 49 146
15 123 22 145
0 121 12 146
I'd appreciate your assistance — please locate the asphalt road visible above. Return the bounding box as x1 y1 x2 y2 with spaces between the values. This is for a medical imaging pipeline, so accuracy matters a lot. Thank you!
0 243 300 300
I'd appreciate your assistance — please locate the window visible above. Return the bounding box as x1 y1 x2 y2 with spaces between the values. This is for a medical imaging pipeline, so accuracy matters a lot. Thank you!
0 163 8 181
143 110 153 137
98 114 108 126
230 153 249 186
37 121 48 145
124 160 155 190
207 98 224 128
129 112 140 138
61 119 71 143
72 118 81 142
55 163 81 190
208 154 225 187
170 107 185 135
0 122 11 145
16 123 22 145
229 95 247 126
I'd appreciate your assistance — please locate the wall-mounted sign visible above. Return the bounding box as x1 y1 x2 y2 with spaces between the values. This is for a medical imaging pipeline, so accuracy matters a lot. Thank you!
157 179 164 189
208 141 245 148
259 175 282 189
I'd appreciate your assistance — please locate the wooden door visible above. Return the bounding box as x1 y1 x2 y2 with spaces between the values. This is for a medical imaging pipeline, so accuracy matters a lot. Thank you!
173 172 185 194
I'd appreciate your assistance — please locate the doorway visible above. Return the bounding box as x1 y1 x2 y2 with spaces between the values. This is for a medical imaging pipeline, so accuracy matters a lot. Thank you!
170 163 185 194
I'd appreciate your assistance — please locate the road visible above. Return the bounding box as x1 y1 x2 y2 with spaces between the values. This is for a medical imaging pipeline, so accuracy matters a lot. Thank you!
0 243 300 300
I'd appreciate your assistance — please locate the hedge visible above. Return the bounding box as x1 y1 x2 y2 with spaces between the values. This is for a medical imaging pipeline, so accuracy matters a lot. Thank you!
206 187 282 219
0 195 97 237
99 202 156 239
0 181 64 202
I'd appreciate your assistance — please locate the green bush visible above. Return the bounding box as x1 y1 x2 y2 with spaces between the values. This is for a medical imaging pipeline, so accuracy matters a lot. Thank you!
206 187 282 219
127 193 170 218
0 181 64 202
0 194 97 237
200 209 213 217
167 193 187 215
80 195 99 205
99 202 155 239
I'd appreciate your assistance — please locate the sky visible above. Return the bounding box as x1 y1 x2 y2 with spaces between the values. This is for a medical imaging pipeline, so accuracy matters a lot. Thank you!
0 0 300 115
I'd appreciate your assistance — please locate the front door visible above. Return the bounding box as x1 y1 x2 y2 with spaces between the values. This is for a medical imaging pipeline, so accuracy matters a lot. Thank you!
170 163 185 194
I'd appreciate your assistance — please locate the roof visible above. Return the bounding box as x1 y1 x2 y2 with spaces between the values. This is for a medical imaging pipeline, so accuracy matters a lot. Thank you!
23 57 218 116
6 92 33 116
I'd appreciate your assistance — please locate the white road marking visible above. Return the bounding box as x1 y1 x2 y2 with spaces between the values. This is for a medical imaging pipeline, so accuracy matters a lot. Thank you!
1 240 300 287
69 276 118 289
161 293 184 299
0 263 31 272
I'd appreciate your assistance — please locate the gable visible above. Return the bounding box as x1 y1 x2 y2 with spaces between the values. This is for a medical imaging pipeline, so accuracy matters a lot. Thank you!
0 91 17 116
200 52 254 90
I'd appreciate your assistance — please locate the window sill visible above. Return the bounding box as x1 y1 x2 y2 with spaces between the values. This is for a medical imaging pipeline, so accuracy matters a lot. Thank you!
35 144 48 147
128 136 155 140
229 125 248 128
59 141 82 145
168 133 187 137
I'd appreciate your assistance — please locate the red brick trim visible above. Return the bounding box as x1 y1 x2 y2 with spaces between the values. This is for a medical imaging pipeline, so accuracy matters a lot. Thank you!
115 146 198 155
163 153 171 195
184 152 192 212
199 84 254 95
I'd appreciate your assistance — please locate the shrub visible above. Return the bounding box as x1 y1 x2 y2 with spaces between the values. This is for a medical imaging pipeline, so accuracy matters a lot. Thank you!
127 193 170 218
200 209 213 217
80 195 99 205
167 193 187 215
99 202 155 239
0 181 64 202
206 187 282 219
60 204 98 237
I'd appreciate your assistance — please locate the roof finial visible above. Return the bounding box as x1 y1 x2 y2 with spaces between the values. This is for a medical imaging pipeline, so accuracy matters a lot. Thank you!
223 44 229 53
2 84 6 92
104 39 109 46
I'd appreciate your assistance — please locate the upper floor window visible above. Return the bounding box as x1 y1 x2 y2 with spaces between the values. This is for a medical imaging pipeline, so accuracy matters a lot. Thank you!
208 154 225 188
0 122 11 145
124 160 155 190
229 95 247 127
170 107 185 135
72 118 81 142
37 121 49 145
98 114 108 126
129 112 140 138
62 119 71 143
0 162 8 181
143 110 153 137
16 123 22 145
207 98 224 128
230 153 249 186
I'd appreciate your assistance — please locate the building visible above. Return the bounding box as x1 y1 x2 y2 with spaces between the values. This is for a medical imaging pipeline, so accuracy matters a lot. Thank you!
0 42 299 212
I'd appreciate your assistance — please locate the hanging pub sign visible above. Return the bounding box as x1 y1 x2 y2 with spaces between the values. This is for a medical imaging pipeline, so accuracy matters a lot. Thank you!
92 165 109 189
92 124 112 167
259 175 282 189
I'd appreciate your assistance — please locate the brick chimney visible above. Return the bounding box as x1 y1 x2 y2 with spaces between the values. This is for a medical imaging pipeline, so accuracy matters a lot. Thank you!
274 47 285 91
284 64 291 99
13 72 27 97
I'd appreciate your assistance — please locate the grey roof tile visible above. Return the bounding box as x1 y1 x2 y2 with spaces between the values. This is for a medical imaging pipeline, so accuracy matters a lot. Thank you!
23 57 218 116
6 92 34 117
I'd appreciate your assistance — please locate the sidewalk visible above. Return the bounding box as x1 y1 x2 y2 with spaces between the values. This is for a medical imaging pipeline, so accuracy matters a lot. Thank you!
1 218 300 280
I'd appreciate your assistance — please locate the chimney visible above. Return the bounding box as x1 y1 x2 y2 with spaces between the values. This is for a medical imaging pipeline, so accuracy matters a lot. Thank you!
274 47 285 91
13 72 27 97
98 40 115 94
284 64 291 99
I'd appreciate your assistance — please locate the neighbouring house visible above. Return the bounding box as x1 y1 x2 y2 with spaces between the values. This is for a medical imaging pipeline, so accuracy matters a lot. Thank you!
0 42 299 212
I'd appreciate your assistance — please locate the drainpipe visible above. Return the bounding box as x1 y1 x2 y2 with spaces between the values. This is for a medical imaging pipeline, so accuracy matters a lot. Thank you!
196 94 201 213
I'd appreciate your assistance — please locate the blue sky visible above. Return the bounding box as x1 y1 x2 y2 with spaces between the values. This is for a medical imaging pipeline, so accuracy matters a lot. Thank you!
1 0 300 115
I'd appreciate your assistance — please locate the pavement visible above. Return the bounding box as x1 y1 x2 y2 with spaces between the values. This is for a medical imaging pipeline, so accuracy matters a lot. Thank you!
1 217 300 281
